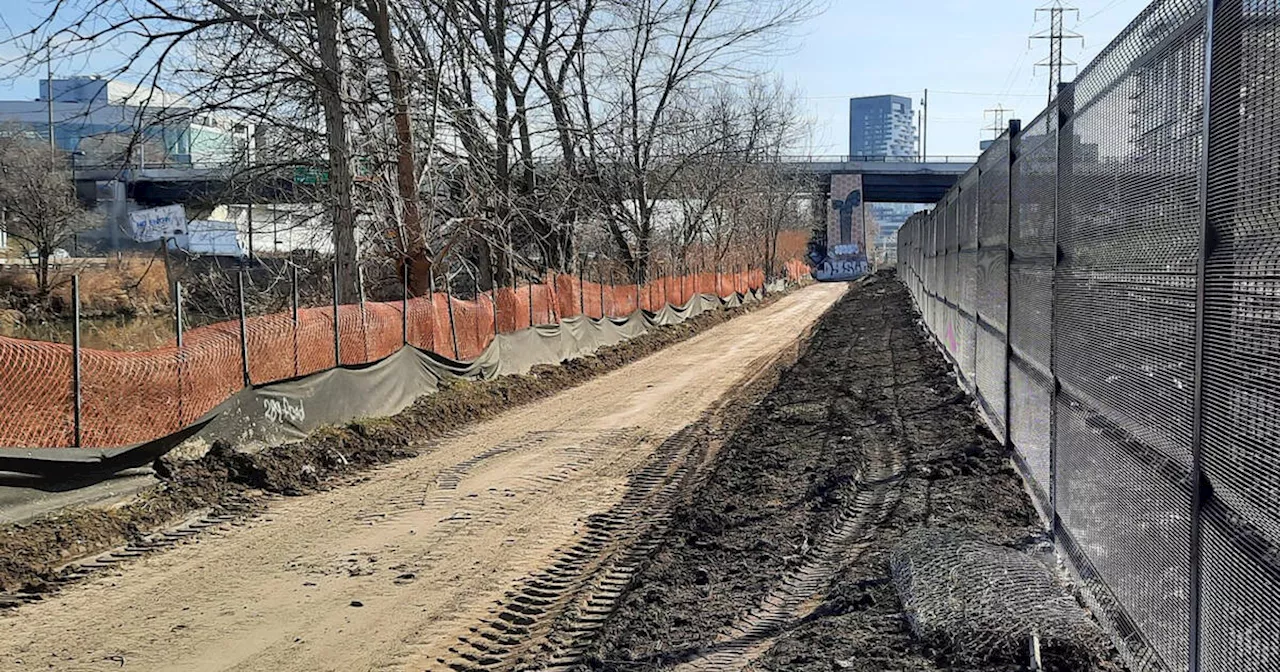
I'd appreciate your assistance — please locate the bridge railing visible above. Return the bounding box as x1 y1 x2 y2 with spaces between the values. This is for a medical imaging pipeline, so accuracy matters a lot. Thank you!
776 154 979 164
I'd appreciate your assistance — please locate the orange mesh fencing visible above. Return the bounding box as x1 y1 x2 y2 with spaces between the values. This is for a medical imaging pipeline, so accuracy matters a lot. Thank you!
0 263 785 450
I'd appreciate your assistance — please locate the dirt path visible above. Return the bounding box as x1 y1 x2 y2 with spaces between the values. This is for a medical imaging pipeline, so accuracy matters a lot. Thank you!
0 283 845 672
583 275 1123 672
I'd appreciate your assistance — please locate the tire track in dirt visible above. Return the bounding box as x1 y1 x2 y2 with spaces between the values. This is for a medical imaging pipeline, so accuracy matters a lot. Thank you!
424 344 819 672
672 287 910 671
0 283 846 672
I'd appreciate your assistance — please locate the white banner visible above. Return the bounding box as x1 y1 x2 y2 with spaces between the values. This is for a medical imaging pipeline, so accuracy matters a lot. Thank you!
128 204 187 242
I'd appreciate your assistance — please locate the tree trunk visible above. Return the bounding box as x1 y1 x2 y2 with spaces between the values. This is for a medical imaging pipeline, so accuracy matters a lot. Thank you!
365 0 429 294
316 0 359 303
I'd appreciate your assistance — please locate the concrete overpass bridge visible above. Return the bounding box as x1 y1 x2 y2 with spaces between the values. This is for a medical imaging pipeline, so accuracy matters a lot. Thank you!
71 156 974 254
75 155 977 209
777 155 976 203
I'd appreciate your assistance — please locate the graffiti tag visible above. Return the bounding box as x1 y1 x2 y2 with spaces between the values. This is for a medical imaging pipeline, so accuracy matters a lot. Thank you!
264 397 306 426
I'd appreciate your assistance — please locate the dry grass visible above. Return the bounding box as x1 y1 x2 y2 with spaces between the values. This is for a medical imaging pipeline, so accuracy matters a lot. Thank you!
1 254 171 315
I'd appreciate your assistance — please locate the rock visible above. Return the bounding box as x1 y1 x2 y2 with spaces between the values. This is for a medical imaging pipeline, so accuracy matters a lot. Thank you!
349 600 363 607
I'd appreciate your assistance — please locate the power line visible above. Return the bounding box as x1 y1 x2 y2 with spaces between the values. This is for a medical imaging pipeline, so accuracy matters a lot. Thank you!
1077 0 1127 27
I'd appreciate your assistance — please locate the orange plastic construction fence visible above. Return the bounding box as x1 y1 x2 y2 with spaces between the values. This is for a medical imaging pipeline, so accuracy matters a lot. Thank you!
0 266 773 450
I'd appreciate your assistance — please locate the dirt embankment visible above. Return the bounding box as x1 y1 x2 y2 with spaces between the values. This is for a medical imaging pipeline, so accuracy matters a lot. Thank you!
0 292 788 596
583 273 1123 672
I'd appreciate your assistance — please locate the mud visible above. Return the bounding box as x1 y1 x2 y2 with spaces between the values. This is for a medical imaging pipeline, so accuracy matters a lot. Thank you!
582 273 1124 672
0 294 782 596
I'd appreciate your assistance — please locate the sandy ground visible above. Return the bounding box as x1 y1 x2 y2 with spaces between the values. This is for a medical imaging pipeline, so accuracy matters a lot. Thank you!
0 282 845 672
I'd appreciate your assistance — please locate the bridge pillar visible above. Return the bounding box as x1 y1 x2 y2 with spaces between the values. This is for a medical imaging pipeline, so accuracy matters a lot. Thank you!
813 173 871 281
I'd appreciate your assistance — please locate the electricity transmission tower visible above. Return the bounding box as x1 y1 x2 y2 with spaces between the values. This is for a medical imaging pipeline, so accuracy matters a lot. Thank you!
983 105 1013 140
1031 1 1083 104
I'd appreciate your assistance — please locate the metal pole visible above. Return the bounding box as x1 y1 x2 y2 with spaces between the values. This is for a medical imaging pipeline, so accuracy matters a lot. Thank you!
664 260 670 306
71 274 82 448
430 269 438 347
1049 82 1074 546
358 265 369 362
445 270 460 359
332 260 341 367
292 266 299 377
237 270 250 387
487 267 497 333
1003 119 1021 459
174 280 184 348
488 246 500 332
174 279 183 426
1188 3 1234 668
922 88 929 161
579 254 585 317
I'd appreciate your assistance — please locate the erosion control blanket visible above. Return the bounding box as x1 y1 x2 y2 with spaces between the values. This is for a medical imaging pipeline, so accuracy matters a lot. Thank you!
0 291 758 478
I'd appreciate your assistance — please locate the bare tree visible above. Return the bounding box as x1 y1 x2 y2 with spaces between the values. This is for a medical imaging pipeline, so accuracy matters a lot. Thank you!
0 134 97 296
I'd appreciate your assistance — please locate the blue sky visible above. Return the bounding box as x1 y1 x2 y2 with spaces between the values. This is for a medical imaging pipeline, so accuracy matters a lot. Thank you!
773 0 1152 155
0 0 1152 157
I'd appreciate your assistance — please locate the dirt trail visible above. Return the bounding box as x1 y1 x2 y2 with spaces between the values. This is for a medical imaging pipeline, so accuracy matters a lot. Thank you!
583 274 1123 672
0 283 845 672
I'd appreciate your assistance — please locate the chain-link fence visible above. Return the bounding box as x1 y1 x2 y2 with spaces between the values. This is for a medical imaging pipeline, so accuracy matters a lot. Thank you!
896 2 1279 670
0 258 797 452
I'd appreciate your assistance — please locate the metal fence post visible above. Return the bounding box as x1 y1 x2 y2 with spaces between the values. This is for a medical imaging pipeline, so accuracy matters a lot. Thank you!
357 265 369 362
332 260 341 367
579 255 586 317
969 175 981 401
445 273 460 359
175 280 184 427
291 266 299 377
484 268 497 333
1050 82 1075 543
527 271 535 327
1004 119 1022 455
174 280 184 348
1189 2 1238 668
71 274 82 448
237 270 250 387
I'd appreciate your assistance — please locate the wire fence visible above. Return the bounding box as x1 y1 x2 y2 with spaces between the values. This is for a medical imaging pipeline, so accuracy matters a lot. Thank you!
0 258 808 452
897 2 1278 671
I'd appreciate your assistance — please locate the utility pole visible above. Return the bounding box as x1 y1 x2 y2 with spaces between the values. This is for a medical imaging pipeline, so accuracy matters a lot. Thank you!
921 89 928 161
916 110 922 161
1032 1 1083 105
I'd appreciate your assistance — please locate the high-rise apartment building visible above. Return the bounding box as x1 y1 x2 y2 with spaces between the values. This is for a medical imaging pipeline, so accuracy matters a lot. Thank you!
848 95 917 158
848 95 921 263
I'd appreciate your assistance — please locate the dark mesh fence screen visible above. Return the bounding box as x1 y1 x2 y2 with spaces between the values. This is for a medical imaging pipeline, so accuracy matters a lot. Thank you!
895 1 1280 669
